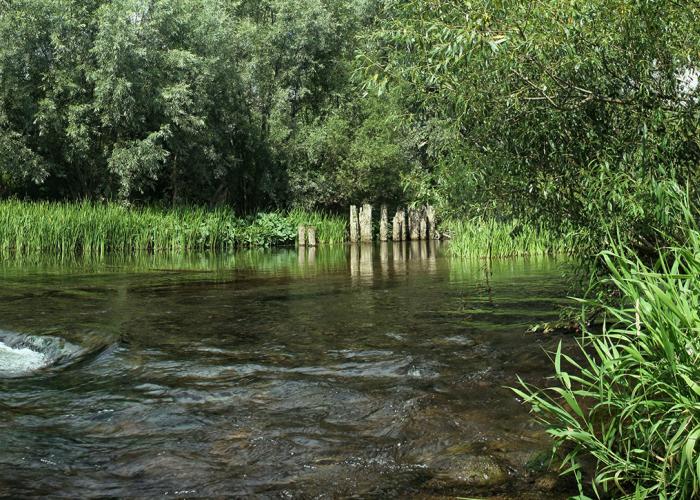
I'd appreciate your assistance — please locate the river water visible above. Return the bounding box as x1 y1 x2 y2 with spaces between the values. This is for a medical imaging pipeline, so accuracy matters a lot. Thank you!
0 242 575 498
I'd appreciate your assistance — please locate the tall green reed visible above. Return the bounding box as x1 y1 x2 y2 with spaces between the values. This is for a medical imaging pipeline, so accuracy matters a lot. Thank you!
287 208 347 244
0 200 347 256
445 218 573 258
513 211 700 498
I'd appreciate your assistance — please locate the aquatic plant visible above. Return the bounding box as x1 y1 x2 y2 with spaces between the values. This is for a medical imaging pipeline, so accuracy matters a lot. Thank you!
514 219 700 498
444 218 573 258
0 200 346 256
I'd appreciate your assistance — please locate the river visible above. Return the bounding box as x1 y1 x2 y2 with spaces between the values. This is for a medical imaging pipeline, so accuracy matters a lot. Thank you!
0 242 575 498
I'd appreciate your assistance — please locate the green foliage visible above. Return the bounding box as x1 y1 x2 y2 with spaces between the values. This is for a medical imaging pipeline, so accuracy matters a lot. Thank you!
0 200 345 256
287 95 414 208
2 0 698 258
359 0 700 255
0 0 396 209
514 201 700 498
237 212 297 247
445 218 573 259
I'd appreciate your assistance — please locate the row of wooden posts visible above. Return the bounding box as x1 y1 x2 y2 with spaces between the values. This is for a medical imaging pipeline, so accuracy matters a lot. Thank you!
350 204 436 243
297 225 317 247
298 204 437 246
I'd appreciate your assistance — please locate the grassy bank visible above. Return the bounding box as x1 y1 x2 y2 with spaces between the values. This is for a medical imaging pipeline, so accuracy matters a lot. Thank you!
514 220 700 498
0 200 346 256
444 218 574 258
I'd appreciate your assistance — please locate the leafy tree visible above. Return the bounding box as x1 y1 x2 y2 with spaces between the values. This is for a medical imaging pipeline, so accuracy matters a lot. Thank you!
287 95 413 209
360 0 700 253
0 0 397 210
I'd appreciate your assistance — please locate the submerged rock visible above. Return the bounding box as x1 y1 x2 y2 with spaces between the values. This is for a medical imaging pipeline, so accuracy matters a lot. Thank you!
0 341 48 374
426 454 509 489
0 331 82 376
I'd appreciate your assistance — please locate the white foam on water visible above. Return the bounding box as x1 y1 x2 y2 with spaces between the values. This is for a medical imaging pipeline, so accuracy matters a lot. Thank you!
0 340 48 374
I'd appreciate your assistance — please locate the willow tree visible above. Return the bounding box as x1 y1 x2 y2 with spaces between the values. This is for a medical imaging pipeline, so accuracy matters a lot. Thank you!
0 0 260 205
360 0 700 254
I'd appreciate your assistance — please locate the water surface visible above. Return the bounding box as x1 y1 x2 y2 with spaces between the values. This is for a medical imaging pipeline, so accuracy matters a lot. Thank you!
0 243 575 497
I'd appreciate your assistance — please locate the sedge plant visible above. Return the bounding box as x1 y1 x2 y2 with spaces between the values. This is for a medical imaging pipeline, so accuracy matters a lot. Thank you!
513 209 700 498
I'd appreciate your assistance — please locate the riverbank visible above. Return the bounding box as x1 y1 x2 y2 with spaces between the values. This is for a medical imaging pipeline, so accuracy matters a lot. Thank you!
443 219 574 258
0 200 576 258
516 198 700 498
0 200 345 255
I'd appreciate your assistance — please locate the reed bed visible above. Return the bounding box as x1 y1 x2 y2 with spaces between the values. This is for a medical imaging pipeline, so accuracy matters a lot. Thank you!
0 200 346 256
445 218 573 258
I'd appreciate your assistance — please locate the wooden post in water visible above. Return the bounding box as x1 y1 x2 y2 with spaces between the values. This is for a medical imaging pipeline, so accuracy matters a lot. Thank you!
419 207 428 240
379 204 388 242
391 209 404 241
391 212 398 241
307 226 317 247
425 205 436 239
349 205 359 243
298 224 307 246
408 207 420 241
359 204 373 242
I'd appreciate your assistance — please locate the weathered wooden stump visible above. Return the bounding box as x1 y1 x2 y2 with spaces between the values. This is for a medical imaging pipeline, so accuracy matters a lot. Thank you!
392 208 405 241
359 204 372 243
307 226 317 247
349 205 359 243
379 204 388 242
425 205 436 239
408 207 421 241
298 224 306 246
419 208 428 240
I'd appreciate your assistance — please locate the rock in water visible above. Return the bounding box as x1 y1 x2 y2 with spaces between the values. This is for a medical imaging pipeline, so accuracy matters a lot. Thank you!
427 454 509 489
0 332 83 376
0 340 48 375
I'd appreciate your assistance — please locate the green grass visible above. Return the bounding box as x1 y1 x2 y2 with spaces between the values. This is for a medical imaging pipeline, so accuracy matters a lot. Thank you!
0 200 347 256
444 218 573 258
513 213 700 498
